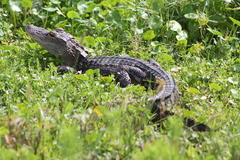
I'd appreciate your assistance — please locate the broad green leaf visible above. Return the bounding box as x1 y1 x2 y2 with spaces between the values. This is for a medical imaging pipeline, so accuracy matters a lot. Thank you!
111 12 122 23
134 28 143 34
43 7 58 12
228 77 238 84
209 83 222 91
0 29 3 36
75 74 89 80
0 127 9 134
106 11 125 29
166 29 173 38
126 17 136 23
160 53 175 63
229 17 240 26
117 22 126 30
21 0 33 8
152 0 164 11
235 59 240 63
184 13 198 19
101 0 118 8
196 116 207 123
77 3 88 14
100 76 114 84
183 109 196 118
86 69 98 76
176 30 188 40
232 64 240 73
207 28 223 36
188 43 204 54
142 30 156 40
81 91 90 96
198 17 208 26
96 37 107 42
6 0 21 12
86 3 97 12
55 87 64 96
225 36 235 41
84 36 95 46
176 39 188 47
67 11 79 18
128 105 138 110
51 0 61 4
230 89 240 99
65 102 74 112
2 0 8 4
149 15 163 30
167 20 182 31
188 87 201 94
140 11 148 19
0 45 13 50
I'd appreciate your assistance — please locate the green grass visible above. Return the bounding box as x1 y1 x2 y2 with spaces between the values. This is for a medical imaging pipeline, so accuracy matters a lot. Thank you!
0 0 240 159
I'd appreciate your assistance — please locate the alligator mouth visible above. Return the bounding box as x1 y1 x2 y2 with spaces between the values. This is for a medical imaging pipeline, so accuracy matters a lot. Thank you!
26 25 48 36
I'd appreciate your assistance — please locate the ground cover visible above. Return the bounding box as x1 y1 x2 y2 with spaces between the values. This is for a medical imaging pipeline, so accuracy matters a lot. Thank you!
0 0 240 159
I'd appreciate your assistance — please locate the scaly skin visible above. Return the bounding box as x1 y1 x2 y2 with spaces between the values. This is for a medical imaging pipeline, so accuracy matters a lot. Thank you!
26 25 210 131
26 24 179 106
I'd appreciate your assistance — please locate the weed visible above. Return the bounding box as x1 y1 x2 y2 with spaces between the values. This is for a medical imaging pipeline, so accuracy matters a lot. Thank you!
0 0 239 159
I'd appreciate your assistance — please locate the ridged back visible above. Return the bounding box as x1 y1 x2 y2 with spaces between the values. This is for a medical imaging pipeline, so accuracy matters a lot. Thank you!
87 56 178 105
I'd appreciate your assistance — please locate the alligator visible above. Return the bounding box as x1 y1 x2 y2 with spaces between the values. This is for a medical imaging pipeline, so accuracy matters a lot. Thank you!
26 24 210 131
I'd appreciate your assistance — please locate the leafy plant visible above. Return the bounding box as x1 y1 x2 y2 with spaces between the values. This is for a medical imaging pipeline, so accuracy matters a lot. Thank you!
0 0 239 159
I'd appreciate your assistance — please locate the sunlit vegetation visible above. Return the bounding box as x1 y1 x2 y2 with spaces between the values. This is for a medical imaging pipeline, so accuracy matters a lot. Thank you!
0 0 239 159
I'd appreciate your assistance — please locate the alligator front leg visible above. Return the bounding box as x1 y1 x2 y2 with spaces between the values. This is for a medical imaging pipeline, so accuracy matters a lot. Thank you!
57 66 76 73
99 65 146 88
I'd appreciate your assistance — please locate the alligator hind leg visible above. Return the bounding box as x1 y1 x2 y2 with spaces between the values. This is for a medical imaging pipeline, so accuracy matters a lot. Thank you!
99 67 131 87
116 70 132 87
184 118 210 132
151 102 211 132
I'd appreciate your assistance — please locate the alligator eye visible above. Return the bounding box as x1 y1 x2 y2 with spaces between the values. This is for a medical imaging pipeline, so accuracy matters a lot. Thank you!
55 28 64 32
48 32 56 37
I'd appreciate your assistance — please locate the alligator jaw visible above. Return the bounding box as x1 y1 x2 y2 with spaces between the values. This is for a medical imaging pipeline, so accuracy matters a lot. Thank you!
26 25 73 58
25 24 82 67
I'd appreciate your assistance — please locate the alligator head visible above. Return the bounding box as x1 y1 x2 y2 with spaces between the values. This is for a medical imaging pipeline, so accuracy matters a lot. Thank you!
26 24 88 67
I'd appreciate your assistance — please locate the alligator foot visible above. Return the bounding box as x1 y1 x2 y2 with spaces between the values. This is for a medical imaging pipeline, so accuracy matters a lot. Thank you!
184 118 211 132
151 107 210 132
